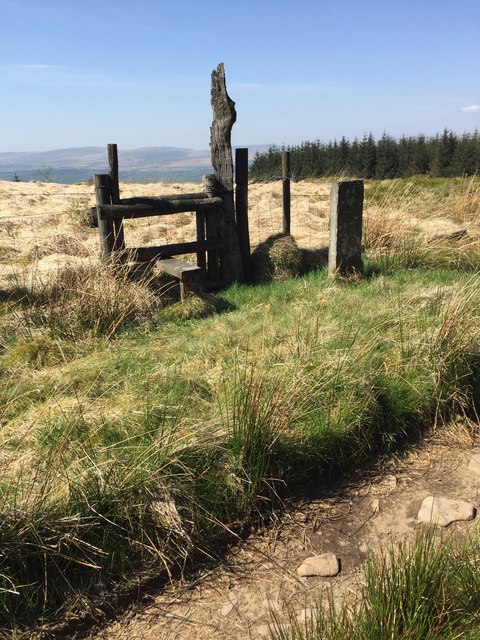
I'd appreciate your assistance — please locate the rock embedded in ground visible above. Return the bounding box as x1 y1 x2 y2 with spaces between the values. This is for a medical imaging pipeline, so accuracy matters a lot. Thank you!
297 553 340 577
296 608 314 623
468 453 480 476
220 591 238 617
417 496 476 527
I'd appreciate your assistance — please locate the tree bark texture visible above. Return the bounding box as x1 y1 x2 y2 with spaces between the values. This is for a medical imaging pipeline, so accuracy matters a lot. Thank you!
210 63 244 283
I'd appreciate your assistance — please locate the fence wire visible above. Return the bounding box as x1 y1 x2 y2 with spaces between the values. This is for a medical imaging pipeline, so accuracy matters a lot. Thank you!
247 175 330 250
0 176 333 289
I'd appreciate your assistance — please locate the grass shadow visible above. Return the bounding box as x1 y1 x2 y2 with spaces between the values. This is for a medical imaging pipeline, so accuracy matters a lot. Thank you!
0 287 31 303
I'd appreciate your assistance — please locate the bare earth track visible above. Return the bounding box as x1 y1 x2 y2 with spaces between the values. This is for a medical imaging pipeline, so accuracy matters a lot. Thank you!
85 432 480 639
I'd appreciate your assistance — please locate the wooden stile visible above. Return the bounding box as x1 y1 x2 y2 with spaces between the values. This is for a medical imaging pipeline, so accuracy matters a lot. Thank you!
95 64 251 292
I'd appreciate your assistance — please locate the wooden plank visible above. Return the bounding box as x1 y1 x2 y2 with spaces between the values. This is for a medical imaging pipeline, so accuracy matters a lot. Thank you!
126 240 225 262
108 144 120 203
157 258 202 301
235 147 252 282
108 143 125 251
96 196 223 220
205 207 221 283
196 210 207 272
120 193 208 204
157 258 201 280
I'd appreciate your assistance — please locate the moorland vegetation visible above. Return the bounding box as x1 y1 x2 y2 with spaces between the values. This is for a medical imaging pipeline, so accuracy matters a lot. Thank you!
1 174 480 637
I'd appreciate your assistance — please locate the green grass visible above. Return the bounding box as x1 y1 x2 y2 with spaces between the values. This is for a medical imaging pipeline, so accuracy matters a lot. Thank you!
272 527 480 639
1 177 480 632
364 174 480 208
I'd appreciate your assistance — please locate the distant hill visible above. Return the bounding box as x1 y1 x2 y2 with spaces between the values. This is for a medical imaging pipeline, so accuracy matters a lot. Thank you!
0 145 271 183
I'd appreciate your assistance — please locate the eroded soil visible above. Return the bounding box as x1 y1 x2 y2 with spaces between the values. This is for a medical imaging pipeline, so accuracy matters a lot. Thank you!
84 431 480 640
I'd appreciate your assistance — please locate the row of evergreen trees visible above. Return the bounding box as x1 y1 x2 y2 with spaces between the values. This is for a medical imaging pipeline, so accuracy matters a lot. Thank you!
249 130 480 181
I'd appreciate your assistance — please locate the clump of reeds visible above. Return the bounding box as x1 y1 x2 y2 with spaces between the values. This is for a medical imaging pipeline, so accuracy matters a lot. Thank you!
272 527 480 639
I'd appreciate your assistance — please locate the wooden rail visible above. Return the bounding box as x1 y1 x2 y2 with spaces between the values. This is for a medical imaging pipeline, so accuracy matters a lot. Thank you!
95 196 223 221
125 240 224 262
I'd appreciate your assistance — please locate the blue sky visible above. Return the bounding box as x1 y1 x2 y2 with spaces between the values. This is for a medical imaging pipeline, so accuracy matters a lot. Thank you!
1 0 479 152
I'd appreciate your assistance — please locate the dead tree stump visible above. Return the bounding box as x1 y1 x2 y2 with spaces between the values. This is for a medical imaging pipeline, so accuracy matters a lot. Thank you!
210 63 244 284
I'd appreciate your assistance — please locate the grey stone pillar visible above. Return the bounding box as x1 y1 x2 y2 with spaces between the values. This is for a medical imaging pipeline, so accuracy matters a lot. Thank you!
328 180 364 276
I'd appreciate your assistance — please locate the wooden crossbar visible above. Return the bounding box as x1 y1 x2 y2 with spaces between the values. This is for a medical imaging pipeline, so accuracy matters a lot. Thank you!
95 196 223 221
125 240 224 262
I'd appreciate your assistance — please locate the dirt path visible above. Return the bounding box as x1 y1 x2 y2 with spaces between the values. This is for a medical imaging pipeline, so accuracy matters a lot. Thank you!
87 430 479 640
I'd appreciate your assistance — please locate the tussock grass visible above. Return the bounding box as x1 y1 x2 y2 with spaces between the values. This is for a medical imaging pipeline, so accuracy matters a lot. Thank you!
2 260 165 342
251 234 304 282
272 527 480 639
363 176 480 273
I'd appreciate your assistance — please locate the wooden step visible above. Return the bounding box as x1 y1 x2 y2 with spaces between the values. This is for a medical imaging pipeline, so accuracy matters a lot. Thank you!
157 258 202 301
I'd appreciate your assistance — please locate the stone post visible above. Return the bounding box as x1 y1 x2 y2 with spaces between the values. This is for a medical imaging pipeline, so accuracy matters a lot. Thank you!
328 180 364 276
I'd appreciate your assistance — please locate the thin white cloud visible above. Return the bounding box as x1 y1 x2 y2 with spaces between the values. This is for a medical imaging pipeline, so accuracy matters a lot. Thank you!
462 104 480 112
0 64 149 90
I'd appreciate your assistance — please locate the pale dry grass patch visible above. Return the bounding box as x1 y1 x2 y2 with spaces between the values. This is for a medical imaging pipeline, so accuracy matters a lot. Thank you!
447 175 480 224
364 178 480 270
2 259 166 342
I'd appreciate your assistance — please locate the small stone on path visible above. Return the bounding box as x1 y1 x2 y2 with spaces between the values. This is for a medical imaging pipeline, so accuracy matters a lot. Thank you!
297 553 340 577
296 608 314 623
220 591 238 616
417 496 476 527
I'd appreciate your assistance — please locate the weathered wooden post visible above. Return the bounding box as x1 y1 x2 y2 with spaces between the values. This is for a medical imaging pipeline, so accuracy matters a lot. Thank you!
210 62 244 284
195 210 207 273
282 150 291 235
107 143 125 252
328 180 364 276
235 147 251 283
95 174 115 262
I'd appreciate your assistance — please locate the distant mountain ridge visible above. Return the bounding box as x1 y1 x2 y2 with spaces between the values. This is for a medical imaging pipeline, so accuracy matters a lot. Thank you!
0 145 271 183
